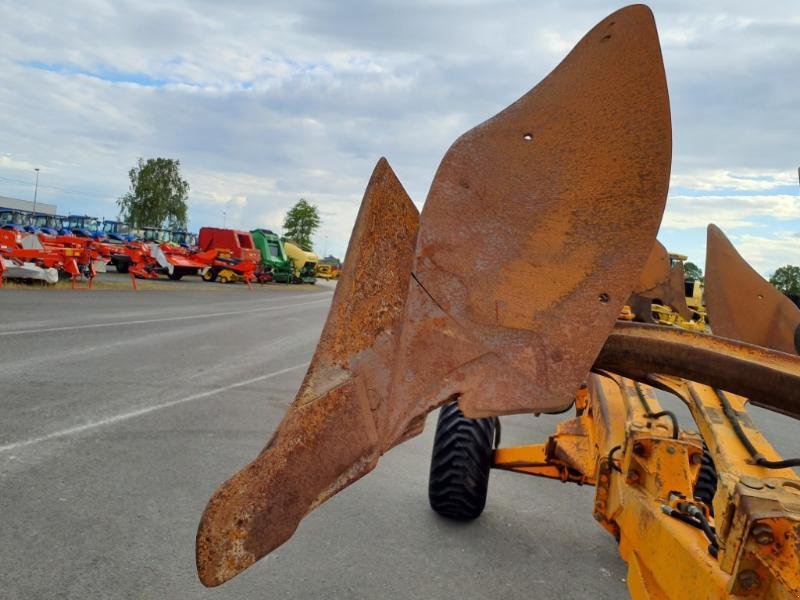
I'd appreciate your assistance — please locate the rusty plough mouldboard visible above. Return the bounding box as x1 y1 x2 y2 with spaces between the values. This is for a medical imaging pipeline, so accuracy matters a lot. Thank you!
195 4 800 594
705 224 800 356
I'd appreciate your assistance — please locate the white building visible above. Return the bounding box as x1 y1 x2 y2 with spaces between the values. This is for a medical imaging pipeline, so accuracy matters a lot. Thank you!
0 195 58 215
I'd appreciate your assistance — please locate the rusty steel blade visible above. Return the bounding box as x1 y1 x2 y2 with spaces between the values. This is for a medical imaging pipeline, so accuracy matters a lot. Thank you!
596 322 800 419
196 158 419 586
197 4 672 585
636 240 671 293
410 3 670 415
706 224 800 355
629 240 693 322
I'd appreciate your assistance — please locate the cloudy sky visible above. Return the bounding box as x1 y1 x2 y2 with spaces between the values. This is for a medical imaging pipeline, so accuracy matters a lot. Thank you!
1 1 798 271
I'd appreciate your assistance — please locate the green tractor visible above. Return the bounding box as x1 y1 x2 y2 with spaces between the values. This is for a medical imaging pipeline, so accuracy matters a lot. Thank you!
251 229 294 283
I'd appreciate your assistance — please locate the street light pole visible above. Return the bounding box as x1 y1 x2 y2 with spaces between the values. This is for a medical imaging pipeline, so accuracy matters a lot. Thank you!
32 167 40 224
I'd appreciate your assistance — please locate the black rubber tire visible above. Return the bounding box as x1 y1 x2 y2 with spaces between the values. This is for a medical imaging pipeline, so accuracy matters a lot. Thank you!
428 401 497 520
202 269 216 282
167 271 183 281
693 446 717 515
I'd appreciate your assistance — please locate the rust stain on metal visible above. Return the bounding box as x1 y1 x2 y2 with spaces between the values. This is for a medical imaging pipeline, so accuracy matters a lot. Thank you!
197 5 673 585
597 321 800 419
705 224 800 355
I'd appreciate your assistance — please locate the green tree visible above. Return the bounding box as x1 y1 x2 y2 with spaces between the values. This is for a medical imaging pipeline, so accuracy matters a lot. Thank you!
283 198 320 250
117 157 189 228
684 261 704 282
769 265 800 296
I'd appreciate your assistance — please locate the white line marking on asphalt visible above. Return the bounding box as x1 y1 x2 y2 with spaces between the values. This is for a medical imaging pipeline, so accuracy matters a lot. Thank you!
0 363 309 454
0 297 330 337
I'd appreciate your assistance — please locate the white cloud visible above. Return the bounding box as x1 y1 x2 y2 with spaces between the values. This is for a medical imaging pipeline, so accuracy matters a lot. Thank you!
670 170 796 192
0 155 40 172
186 170 277 207
730 232 800 274
663 194 800 230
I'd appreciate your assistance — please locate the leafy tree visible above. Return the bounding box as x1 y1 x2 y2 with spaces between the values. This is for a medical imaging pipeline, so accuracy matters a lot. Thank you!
769 265 800 296
684 261 704 282
118 158 189 228
283 198 320 250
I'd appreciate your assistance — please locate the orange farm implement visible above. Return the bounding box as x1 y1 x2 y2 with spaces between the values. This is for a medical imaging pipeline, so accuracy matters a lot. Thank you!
0 228 106 286
123 237 260 286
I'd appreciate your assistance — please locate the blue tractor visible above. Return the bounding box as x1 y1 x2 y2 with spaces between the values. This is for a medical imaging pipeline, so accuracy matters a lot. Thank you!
101 220 136 242
61 214 104 239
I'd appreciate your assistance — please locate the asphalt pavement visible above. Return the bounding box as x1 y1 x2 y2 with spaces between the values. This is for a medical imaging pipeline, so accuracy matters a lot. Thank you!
0 281 797 599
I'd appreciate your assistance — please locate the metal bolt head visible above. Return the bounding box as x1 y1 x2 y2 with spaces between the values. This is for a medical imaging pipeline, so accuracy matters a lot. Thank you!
752 523 774 546
738 570 760 591
626 469 640 484
690 453 702 465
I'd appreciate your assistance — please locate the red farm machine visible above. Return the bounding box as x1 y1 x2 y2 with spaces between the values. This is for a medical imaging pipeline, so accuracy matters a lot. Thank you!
125 242 213 281
115 228 259 285
196 227 262 284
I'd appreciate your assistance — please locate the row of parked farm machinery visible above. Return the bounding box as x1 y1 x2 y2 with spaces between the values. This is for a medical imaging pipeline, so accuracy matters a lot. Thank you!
0 209 194 244
0 223 337 287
